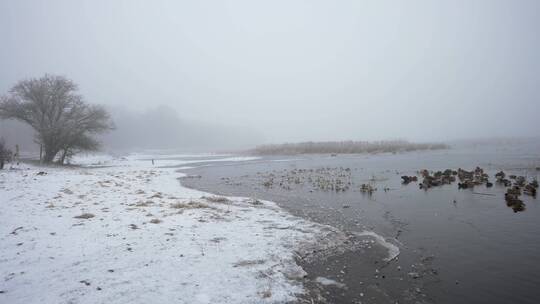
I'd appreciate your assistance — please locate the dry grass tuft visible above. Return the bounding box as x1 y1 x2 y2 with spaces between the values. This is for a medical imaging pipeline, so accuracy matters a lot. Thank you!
135 200 153 207
202 196 231 203
149 192 163 199
74 213 95 219
61 188 74 195
233 259 266 267
260 290 272 299
171 201 209 209
246 198 263 205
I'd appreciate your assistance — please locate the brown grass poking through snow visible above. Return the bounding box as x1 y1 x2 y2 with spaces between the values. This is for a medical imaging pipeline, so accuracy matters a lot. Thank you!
135 200 153 207
260 290 272 299
149 218 162 224
149 192 163 199
202 196 230 203
170 201 210 209
74 213 95 219
61 188 74 195
233 259 266 267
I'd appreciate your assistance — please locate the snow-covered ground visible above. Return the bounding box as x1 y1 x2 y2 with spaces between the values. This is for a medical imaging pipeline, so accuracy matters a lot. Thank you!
0 154 327 304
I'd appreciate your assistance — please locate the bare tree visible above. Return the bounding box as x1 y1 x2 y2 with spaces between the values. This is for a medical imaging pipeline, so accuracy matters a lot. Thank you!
0 75 114 164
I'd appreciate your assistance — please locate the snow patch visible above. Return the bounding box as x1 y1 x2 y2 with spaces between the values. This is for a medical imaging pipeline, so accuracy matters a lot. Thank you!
355 231 400 262
315 277 346 289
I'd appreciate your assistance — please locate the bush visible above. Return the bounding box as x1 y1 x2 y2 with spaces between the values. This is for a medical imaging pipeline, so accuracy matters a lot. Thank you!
0 138 13 170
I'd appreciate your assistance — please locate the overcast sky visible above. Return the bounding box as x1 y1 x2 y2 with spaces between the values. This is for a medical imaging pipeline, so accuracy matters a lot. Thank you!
1 0 539 144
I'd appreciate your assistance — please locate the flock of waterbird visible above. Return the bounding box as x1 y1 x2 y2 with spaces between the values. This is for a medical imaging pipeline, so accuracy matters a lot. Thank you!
256 164 538 212
402 167 538 212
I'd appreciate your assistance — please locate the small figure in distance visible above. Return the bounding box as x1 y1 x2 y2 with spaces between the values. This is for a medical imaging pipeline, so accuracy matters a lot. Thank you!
15 144 20 165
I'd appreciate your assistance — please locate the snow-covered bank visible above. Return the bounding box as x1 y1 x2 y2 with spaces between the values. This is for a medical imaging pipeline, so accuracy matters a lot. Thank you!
0 155 323 304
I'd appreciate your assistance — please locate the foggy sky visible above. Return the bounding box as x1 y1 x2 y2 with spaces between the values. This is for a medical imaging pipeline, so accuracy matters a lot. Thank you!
1 0 539 145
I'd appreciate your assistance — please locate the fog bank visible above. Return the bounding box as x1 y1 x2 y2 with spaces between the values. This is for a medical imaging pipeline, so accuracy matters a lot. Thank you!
1 0 540 147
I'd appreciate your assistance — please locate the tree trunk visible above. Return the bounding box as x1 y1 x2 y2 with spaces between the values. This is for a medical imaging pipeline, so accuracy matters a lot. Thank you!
43 148 58 163
59 149 68 165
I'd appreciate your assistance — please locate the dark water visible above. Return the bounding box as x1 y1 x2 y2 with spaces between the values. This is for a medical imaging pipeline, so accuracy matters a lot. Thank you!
176 143 540 304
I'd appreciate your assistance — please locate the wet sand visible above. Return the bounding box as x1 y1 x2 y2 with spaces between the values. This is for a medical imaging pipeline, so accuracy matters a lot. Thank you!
178 146 540 304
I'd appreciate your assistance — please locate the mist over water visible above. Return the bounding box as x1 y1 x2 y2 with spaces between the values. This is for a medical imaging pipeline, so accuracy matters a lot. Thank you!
2 0 540 151
1 2 540 303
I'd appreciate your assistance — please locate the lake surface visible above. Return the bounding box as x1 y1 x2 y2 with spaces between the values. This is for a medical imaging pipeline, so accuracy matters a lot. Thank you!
177 142 540 304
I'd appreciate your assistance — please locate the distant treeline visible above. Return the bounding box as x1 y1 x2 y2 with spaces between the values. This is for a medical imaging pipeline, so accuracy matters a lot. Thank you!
253 140 449 155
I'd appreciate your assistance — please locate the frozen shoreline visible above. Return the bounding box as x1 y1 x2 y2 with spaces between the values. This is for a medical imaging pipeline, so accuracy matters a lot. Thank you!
0 154 326 304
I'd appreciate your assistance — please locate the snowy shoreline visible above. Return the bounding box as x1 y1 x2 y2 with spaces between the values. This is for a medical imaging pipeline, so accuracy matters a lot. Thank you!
0 154 328 304
1 153 401 303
